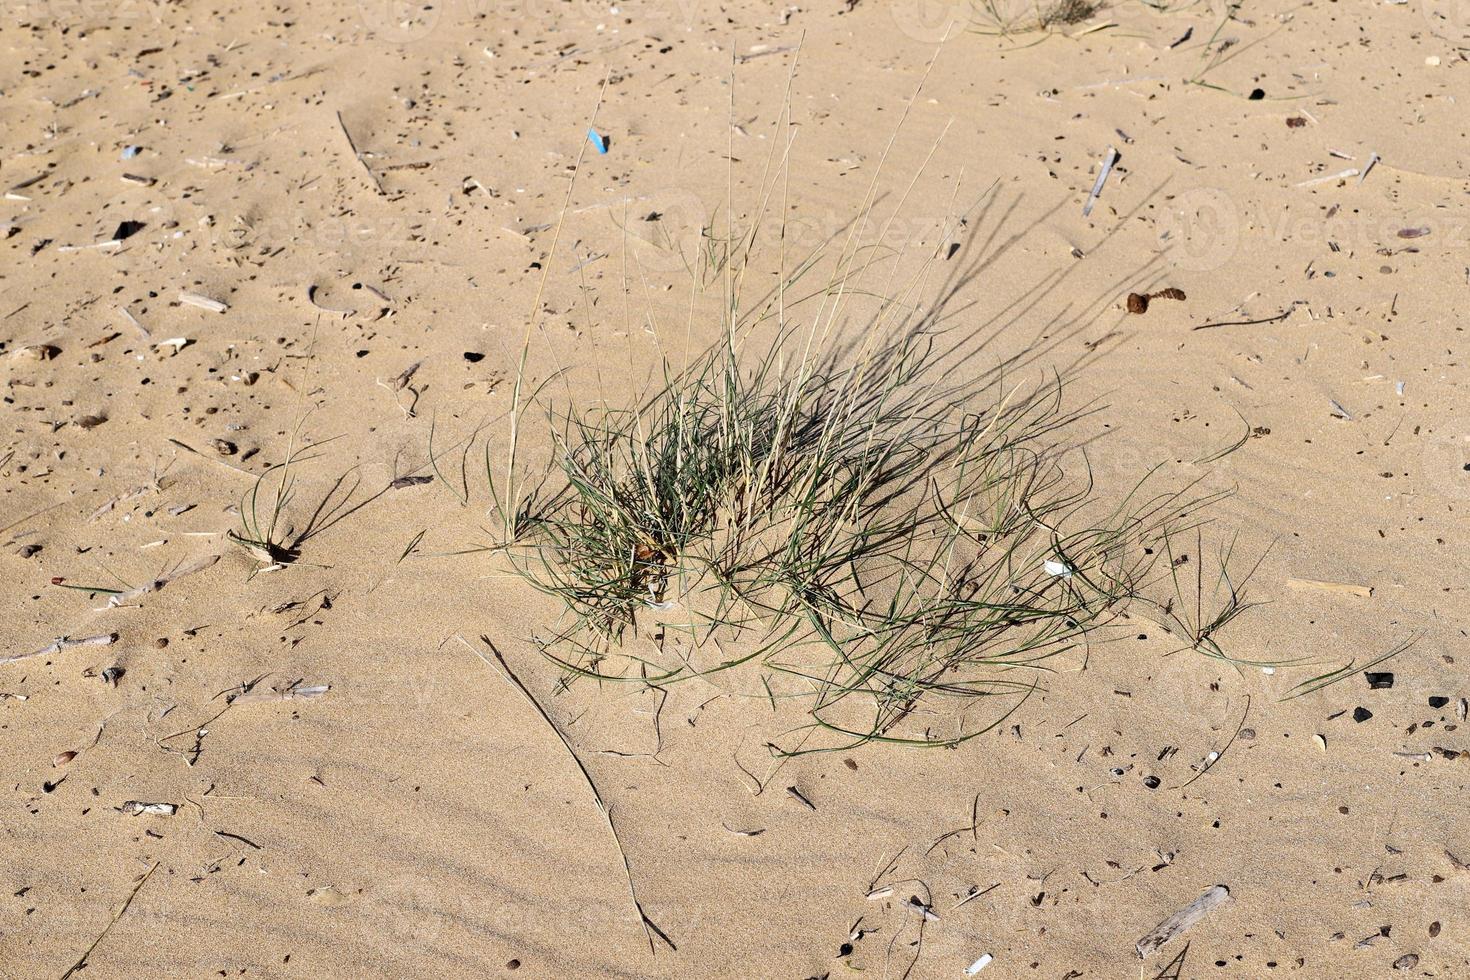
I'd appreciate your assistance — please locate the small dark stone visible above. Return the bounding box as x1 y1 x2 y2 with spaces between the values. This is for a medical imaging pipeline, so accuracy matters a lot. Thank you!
1248 88 1266 100
1429 696 1449 708
1365 672 1394 690
111 220 146 241
17 544 41 558
212 439 238 456
838 943 854 957
1353 706 1373 723
463 351 486 363
1143 775 1161 789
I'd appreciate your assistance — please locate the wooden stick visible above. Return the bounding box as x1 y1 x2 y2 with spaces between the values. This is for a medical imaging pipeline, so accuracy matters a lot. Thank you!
104 554 220 608
60 862 160 978
1136 885 1231 958
3 632 117 668
1192 309 1294 331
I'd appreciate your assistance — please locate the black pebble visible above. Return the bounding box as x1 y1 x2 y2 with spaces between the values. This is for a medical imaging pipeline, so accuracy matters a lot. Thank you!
1365 672 1394 690
464 351 486 363
1353 706 1373 723
1429 696 1449 708
1248 88 1266 100
1143 775 1161 789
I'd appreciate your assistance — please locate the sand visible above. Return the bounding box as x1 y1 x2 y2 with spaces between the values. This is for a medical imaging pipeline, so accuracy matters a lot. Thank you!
3 0 1469 976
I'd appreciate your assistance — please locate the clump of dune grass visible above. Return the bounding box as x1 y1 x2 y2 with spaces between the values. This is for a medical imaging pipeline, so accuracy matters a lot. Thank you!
484 214 1223 751
499 313 1220 752
472 57 1242 754
970 0 1102 38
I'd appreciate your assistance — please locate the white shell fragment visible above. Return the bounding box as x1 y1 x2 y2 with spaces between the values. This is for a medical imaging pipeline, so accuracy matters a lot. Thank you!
120 801 177 816
178 291 228 313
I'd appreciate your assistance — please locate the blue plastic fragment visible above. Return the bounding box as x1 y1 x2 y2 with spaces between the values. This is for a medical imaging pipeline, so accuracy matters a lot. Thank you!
587 128 608 154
